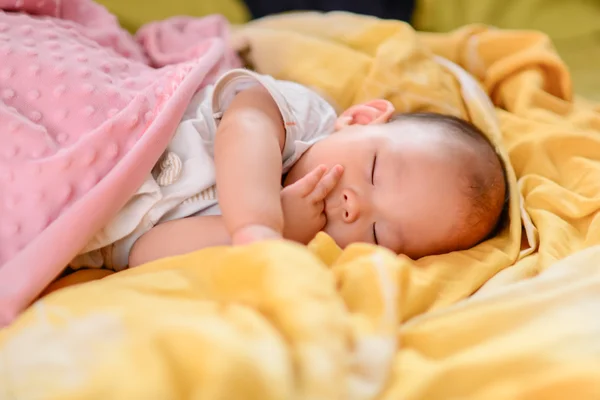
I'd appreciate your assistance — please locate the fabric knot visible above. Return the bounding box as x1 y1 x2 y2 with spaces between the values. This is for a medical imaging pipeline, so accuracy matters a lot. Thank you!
155 152 182 186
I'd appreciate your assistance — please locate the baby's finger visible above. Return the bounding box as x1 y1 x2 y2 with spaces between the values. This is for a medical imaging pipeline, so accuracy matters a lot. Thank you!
288 165 327 197
315 199 325 214
310 165 343 202
317 212 327 230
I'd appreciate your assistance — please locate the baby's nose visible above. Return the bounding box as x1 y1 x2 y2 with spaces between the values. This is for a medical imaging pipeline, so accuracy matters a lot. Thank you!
342 189 360 223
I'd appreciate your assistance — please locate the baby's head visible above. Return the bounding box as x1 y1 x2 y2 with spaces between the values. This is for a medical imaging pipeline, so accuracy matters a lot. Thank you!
285 99 507 258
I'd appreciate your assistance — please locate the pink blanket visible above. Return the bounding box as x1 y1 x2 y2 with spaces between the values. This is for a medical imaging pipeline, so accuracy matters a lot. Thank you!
0 0 240 326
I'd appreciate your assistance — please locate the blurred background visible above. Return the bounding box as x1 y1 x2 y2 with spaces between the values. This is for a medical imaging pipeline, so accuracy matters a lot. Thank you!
96 0 600 100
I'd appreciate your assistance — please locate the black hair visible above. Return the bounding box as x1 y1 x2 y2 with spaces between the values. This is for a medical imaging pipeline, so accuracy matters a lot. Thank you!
388 112 509 244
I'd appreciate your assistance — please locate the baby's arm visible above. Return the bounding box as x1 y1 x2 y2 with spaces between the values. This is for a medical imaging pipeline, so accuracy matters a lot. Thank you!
128 85 285 267
214 85 286 243
128 216 229 268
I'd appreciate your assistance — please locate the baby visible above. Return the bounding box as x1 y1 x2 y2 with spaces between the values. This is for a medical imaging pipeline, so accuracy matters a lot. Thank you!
72 69 506 269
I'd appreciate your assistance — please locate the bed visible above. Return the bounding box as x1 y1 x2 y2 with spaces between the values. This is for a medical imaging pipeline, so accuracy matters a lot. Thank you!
1 3 600 399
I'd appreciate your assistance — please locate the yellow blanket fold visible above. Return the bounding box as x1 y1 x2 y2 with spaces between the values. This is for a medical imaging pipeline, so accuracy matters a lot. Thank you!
3 11 600 400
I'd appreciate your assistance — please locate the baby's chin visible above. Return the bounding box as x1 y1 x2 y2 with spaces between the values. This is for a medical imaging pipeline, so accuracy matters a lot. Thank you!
319 224 346 249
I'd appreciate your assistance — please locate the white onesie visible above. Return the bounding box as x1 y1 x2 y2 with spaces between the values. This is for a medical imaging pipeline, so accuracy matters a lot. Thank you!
70 69 337 270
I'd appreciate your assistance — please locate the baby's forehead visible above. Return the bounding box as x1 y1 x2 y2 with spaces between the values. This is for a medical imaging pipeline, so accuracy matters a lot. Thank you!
380 119 471 152
382 117 445 137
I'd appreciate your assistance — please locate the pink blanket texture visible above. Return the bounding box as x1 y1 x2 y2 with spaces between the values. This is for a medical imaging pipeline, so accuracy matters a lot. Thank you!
0 0 240 326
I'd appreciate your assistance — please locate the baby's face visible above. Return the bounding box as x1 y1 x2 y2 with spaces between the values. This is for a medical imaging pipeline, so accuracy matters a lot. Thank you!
286 120 478 259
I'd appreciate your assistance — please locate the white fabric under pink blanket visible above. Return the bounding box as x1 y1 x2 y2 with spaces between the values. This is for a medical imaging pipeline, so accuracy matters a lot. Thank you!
0 0 240 326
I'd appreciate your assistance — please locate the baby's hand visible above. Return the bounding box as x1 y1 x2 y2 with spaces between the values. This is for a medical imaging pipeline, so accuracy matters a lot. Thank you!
281 165 343 244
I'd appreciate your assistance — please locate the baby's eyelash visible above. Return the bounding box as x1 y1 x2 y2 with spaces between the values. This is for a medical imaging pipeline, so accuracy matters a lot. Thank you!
371 154 377 184
373 223 379 245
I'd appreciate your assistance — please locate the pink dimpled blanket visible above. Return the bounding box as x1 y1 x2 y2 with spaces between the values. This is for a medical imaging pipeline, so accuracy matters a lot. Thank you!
0 0 240 326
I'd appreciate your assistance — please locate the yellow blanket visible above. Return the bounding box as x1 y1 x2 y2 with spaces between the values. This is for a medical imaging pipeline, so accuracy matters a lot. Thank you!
3 12 600 399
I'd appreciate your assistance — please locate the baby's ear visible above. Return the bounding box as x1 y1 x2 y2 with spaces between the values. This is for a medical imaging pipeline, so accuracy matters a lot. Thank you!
334 99 395 131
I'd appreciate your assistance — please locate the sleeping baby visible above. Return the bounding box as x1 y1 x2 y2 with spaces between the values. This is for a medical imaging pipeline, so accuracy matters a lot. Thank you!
70 69 507 270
